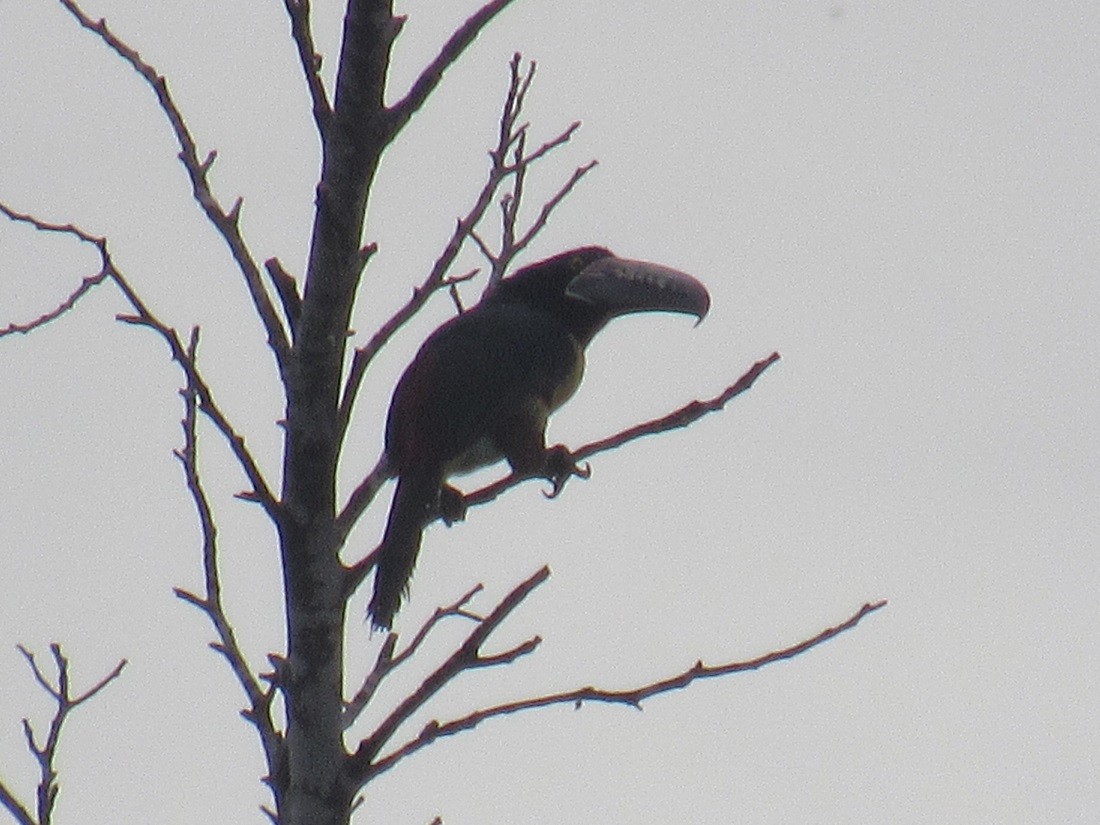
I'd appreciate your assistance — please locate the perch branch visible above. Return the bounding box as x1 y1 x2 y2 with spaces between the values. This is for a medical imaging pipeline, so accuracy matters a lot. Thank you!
467 351 781 508
368 599 887 779
57 0 291 365
343 352 780 597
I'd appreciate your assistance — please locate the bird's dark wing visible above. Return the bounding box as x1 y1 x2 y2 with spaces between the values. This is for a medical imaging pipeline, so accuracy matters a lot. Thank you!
370 303 581 629
371 247 710 629
385 302 582 475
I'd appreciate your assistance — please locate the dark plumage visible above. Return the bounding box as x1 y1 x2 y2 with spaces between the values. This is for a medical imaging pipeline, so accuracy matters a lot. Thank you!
368 247 709 629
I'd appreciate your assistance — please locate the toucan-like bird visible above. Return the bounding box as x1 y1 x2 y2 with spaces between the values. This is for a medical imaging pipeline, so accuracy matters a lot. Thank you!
368 246 710 629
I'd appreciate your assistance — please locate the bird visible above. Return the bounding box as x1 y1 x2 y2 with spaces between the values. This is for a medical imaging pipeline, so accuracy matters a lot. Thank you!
367 246 710 629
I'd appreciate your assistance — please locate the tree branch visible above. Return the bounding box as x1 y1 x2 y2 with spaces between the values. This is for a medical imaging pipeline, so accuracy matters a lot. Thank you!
511 161 597 263
348 567 550 782
0 203 110 337
386 0 520 137
466 351 782 508
57 0 291 366
0 204 280 514
282 0 332 137
343 584 483 731
5 645 126 825
478 151 597 290
367 599 888 779
170 328 284 795
0 781 34 825
342 351 781 598
264 257 303 338
335 455 392 552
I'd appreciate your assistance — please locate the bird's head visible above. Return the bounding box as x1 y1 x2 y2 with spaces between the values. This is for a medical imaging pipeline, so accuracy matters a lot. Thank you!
487 246 710 344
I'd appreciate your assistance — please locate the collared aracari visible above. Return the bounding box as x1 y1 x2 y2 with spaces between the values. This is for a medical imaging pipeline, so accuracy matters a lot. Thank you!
368 246 710 629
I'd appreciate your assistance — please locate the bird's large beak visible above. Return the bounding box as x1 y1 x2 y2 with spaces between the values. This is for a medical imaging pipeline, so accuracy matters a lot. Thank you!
565 256 711 324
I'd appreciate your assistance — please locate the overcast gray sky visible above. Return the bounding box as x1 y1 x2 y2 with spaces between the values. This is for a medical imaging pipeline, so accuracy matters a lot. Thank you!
2 1 1098 823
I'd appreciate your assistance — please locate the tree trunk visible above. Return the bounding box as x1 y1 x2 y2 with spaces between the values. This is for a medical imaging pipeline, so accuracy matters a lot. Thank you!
278 2 401 822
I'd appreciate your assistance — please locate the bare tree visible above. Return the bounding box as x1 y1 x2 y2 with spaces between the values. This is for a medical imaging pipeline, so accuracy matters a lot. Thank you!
0 3 884 824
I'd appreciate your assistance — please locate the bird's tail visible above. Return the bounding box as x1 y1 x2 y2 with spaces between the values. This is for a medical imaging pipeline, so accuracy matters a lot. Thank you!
368 471 439 630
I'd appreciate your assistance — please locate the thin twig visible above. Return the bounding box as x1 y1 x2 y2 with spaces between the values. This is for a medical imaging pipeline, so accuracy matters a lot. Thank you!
0 204 280 513
512 120 582 168
170 329 284 786
0 203 110 338
8 645 126 825
348 567 550 780
0 270 106 337
367 599 888 780
343 585 483 730
337 455 392 547
512 161 598 260
386 0 520 137
57 0 290 365
264 257 303 338
484 157 598 292
282 0 331 136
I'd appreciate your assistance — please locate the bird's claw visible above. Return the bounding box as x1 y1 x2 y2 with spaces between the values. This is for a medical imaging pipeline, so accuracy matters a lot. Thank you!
542 445 591 499
439 484 468 526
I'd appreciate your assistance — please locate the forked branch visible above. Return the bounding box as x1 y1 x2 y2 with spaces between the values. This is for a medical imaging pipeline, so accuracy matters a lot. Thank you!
0 205 111 338
0 204 279 513
57 0 290 364
170 329 284 784
343 584 484 730
365 598 887 781
472 99 598 288
348 568 550 781
0 645 125 825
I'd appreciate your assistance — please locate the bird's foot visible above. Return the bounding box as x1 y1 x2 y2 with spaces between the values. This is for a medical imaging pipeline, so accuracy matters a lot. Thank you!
439 484 468 526
542 445 591 499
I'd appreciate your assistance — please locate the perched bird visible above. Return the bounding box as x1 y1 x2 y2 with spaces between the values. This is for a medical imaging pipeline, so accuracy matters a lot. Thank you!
368 246 710 629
